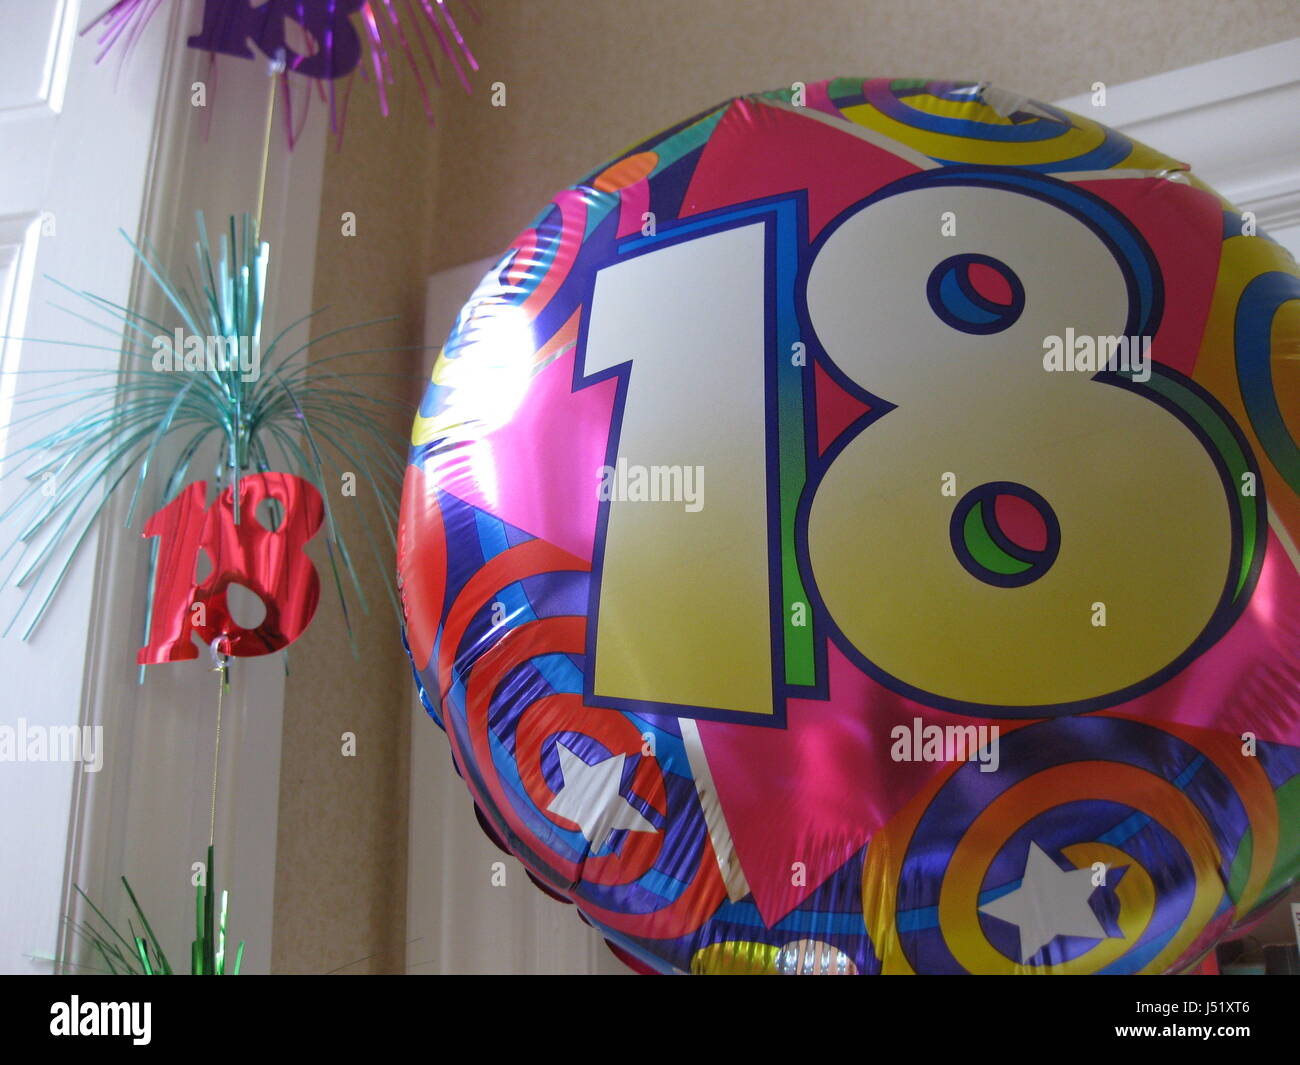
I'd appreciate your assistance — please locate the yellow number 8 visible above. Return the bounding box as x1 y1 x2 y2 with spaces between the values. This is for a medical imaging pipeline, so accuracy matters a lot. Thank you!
805 184 1233 710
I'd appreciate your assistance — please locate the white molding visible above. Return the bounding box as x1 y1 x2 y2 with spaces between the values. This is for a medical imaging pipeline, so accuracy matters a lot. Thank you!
1055 39 1300 127
1055 38 1300 233
0 0 196 977
0 212 41 467
40 0 78 116
59 1 194 977
0 0 78 120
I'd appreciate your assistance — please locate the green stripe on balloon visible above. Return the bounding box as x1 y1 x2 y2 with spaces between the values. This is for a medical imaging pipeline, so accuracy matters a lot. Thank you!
963 499 1033 576
1137 369 1260 602
1235 272 1300 503
773 204 816 688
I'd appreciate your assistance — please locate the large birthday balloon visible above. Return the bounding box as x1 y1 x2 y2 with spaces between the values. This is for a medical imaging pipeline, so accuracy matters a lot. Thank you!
398 78 1300 974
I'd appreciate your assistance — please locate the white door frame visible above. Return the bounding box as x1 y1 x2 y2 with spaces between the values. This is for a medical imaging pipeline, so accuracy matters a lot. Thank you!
406 260 627 974
1055 37 1300 243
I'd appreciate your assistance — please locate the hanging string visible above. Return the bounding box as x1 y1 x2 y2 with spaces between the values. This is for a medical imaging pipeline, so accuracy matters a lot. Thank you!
254 49 284 238
206 52 277 847
208 636 229 848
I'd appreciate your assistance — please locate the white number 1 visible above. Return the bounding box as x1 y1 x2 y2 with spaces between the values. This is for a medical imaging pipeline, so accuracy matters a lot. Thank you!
582 223 776 718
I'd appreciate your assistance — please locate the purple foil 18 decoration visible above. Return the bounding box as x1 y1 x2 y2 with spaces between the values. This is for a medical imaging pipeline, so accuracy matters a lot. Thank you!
82 0 480 144
186 0 367 80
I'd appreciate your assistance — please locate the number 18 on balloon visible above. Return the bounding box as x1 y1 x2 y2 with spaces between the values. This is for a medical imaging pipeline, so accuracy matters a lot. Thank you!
399 79 1300 975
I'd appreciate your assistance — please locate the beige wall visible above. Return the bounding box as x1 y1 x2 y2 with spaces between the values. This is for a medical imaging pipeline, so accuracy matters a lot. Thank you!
270 77 441 974
273 0 1300 973
427 0 1300 271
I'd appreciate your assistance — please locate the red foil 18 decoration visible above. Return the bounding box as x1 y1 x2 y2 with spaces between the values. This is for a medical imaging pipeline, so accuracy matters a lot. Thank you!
138 473 324 664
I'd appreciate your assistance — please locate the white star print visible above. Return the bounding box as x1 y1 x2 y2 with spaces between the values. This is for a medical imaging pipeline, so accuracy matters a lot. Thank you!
546 741 657 849
978 841 1110 963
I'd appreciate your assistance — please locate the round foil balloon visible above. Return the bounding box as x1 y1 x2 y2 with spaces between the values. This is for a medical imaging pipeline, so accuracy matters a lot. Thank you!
399 78 1300 974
